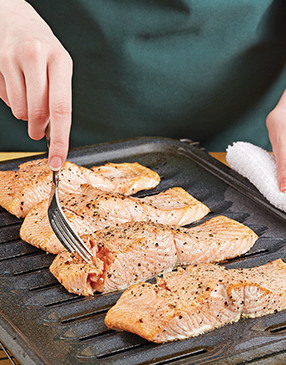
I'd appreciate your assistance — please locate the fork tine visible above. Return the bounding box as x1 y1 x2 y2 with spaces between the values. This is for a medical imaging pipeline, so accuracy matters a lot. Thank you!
47 162 94 263
51 216 91 263
55 188 94 258
53 211 93 261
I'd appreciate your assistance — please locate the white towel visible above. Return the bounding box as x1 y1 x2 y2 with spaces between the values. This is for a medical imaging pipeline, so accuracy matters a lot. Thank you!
226 141 286 212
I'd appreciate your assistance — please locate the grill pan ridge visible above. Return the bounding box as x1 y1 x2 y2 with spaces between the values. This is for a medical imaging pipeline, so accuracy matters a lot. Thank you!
0 137 286 365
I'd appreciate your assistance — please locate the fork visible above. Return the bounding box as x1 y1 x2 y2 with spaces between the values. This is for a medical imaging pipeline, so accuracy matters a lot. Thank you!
45 123 93 263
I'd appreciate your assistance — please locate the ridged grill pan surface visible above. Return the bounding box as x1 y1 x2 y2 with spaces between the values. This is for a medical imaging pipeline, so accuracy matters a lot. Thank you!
0 137 286 365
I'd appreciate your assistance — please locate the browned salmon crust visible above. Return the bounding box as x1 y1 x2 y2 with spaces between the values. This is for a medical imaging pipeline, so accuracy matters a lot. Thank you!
21 185 210 254
49 216 257 295
105 259 286 343
0 159 160 218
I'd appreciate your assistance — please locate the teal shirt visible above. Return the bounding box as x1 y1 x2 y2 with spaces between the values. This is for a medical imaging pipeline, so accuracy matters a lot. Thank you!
1 0 286 151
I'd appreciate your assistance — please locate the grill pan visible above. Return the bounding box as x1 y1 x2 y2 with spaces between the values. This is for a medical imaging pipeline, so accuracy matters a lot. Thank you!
1 137 286 365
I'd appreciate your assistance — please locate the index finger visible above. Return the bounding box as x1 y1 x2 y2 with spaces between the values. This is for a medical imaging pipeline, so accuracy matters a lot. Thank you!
48 50 73 171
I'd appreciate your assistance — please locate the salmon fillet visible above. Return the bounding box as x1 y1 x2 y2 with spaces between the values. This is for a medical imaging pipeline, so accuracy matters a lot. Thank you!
0 159 160 218
50 221 178 295
20 200 96 254
141 187 209 226
50 216 257 295
91 162 160 195
0 159 51 218
174 215 258 264
105 259 286 343
21 185 209 254
49 250 104 296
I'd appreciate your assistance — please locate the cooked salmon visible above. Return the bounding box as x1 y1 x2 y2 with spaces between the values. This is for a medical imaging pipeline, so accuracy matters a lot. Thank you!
91 162 160 195
174 215 258 264
20 200 96 254
50 221 178 295
0 159 52 218
105 259 286 343
0 159 160 218
61 185 209 228
49 216 257 295
141 187 209 226
49 249 104 296
21 185 209 254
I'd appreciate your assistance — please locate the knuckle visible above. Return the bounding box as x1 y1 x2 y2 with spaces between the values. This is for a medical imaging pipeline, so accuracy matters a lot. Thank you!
52 102 71 117
0 52 9 65
0 49 15 67
52 139 68 152
276 135 286 152
22 39 42 61
30 108 48 122
51 48 73 71
266 107 284 130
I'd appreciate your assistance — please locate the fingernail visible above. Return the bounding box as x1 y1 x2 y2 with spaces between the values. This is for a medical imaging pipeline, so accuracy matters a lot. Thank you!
49 156 63 171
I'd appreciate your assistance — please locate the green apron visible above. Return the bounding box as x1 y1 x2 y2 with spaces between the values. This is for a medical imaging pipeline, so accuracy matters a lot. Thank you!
1 0 286 152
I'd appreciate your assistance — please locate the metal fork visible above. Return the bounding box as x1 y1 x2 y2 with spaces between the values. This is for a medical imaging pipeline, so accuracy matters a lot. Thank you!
45 123 93 263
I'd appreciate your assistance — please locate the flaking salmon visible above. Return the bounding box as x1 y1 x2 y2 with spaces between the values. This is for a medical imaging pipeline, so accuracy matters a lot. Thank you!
105 259 286 343
0 159 160 218
49 249 104 296
20 185 210 254
50 216 257 295
50 221 178 295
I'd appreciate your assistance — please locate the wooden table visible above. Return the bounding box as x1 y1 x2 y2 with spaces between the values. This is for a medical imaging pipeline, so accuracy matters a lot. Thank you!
0 150 227 365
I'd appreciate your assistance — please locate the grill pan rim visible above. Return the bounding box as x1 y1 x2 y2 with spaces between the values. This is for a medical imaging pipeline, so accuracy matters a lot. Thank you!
0 136 286 365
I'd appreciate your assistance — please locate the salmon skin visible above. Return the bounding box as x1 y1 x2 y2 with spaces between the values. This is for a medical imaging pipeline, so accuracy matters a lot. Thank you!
105 259 286 343
0 159 160 218
50 216 257 295
20 185 210 254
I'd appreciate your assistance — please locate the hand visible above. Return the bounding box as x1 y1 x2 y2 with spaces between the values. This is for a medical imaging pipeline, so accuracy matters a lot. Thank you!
266 88 286 192
0 0 73 170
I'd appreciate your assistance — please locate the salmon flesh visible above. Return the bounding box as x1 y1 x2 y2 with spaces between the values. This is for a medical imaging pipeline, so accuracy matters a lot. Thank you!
21 185 210 254
91 162 160 195
50 216 258 295
0 159 160 218
105 259 286 343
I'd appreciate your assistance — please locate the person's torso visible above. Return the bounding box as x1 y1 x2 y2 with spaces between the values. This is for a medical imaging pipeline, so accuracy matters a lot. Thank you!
1 0 286 151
